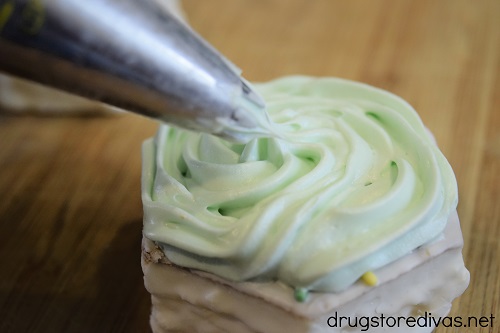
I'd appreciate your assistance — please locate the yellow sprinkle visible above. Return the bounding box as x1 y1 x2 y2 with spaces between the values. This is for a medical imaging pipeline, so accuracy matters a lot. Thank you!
361 271 378 286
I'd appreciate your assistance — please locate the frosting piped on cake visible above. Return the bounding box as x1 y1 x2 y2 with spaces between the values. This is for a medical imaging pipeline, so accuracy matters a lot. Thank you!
142 76 458 292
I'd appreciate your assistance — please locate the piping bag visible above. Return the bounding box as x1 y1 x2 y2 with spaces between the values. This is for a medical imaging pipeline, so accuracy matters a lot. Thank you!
0 0 271 142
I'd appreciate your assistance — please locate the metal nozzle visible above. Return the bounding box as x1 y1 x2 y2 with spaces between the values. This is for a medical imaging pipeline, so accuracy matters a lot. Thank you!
0 0 269 142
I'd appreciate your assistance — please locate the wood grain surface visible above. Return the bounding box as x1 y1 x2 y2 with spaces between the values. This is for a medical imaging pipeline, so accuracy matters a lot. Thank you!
1 0 498 332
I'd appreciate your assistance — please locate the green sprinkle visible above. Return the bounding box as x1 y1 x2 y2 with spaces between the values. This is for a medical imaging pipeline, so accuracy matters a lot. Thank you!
294 288 309 302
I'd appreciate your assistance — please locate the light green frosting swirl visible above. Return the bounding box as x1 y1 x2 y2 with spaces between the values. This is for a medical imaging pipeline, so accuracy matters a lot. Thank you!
142 76 458 292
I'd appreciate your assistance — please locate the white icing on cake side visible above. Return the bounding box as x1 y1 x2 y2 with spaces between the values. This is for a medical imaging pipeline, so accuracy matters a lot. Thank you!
142 212 469 333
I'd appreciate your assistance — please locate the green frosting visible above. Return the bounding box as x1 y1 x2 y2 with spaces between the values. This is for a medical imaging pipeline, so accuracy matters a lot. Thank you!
142 76 458 292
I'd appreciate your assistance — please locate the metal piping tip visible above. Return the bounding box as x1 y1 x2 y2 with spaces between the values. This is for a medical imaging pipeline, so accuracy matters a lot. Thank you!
241 78 266 109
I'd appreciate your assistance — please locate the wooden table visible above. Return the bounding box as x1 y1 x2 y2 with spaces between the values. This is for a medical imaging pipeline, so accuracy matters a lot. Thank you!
1 0 498 332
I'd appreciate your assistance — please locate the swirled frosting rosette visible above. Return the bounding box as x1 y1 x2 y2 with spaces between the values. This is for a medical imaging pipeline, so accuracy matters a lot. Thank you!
142 76 458 293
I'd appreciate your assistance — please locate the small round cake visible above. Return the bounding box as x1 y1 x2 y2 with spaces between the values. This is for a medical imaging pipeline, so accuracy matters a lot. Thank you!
141 76 469 333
